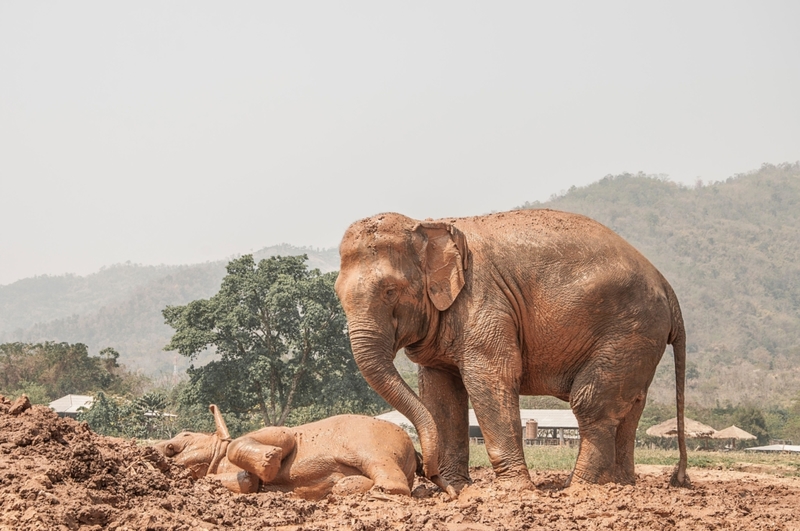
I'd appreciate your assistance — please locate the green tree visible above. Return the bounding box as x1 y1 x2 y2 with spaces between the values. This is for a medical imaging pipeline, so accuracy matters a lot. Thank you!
733 406 770 445
0 342 140 401
136 391 167 414
134 391 174 439
79 391 175 440
782 391 800 444
78 391 124 436
7 381 50 405
163 254 384 427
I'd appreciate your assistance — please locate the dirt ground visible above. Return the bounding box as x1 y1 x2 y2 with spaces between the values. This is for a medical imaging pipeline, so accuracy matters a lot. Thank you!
2 399 799 531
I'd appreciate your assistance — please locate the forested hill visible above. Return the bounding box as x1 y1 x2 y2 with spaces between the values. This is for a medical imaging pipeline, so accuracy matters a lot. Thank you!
2 164 798 407
0 245 340 375
520 162 800 408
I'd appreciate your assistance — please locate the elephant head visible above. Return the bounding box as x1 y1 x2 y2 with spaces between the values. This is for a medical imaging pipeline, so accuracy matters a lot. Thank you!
153 404 232 478
334 213 468 495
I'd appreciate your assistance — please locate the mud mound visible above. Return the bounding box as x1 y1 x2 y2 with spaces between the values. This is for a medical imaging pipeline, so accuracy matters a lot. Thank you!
2 398 800 530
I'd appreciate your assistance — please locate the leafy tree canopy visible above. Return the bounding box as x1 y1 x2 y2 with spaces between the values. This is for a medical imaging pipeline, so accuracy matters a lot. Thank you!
732 406 770 445
78 390 175 440
163 254 384 427
0 341 137 402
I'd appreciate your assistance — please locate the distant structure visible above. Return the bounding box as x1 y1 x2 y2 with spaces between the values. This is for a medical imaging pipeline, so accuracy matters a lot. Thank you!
376 409 580 446
746 444 800 453
49 394 93 418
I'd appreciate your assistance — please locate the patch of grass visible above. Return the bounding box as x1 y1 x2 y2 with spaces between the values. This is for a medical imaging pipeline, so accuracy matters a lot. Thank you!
469 444 800 476
635 448 800 476
469 443 578 470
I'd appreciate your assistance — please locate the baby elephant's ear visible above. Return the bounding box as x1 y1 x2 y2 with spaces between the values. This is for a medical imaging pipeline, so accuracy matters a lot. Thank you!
414 222 469 311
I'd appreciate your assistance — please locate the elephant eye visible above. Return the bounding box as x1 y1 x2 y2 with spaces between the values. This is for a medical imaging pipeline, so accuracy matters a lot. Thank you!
384 288 398 301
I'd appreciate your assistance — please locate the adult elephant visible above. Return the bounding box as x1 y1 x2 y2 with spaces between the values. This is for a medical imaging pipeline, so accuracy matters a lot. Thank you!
334 209 689 495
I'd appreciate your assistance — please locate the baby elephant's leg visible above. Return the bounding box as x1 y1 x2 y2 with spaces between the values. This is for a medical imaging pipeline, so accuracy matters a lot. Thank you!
227 437 283 484
363 463 413 496
331 476 374 496
210 471 260 493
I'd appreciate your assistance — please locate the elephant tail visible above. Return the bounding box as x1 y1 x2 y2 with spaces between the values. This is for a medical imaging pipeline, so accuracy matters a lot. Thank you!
667 285 691 488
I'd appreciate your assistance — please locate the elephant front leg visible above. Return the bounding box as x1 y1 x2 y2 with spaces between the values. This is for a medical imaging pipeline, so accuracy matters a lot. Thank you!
462 349 533 491
418 366 471 490
209 470 260 493
227 436 286 484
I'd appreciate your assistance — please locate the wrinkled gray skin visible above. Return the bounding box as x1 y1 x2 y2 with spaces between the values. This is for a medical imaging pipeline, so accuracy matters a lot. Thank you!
334 209 689 493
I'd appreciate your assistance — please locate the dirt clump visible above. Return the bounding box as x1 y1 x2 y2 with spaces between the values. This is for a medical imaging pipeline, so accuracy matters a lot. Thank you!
2 398 800 530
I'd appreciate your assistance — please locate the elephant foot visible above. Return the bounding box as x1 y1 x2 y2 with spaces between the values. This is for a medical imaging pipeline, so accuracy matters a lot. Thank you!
227 439 283 484
567 466 615 487
495 471 535 492
370 476 412 497
211 471 259 494
613 469 637 486
447 477 473 494
332 476 374 497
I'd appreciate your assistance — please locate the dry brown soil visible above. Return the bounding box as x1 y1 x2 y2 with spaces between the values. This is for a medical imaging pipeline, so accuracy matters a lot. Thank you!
2 398 799 531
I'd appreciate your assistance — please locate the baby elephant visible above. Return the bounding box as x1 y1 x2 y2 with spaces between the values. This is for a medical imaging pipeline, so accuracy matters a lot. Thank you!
153 405 419 499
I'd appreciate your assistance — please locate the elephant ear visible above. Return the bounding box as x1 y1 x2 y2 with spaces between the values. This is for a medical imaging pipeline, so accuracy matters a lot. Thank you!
414 221 470 311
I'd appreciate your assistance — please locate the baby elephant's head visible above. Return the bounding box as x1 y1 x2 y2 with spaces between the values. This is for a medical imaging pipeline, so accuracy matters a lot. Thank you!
153 431 217 477
152 404 232 478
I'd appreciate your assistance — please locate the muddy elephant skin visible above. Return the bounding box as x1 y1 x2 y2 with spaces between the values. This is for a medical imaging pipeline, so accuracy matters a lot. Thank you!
334 209 689 493
154 409 419 499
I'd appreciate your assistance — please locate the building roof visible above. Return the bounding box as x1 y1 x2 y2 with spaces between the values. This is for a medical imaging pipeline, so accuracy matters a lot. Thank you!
376 409 578 430
711 425 756 440
49 394 94 415
645 417 716 438
745 444 800 453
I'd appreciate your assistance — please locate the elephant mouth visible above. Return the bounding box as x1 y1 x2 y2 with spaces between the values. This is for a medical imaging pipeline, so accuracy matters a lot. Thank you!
187 462 210 479
208 435 231 475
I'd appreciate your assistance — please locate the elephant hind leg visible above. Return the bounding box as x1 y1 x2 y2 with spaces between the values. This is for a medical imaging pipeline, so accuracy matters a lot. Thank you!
210 471 260 494
331 475 374 496
363 465 413 496
570 347 658 486
336 447 414 496
569 416 618 486
613 392 647 485
569 366 629 485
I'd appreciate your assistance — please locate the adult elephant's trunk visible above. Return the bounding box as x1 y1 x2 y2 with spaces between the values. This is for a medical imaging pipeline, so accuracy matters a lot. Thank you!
349 328 455 497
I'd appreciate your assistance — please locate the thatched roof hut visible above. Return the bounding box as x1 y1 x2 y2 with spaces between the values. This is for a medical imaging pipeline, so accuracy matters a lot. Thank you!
645 417 716 439
710 425 756 440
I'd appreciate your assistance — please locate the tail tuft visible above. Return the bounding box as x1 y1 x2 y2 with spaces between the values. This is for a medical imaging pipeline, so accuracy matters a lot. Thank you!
669 465 691 488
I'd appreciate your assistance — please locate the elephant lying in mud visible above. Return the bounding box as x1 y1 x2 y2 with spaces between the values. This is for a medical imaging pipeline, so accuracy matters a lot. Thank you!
335 209 690 495
153 405 419 499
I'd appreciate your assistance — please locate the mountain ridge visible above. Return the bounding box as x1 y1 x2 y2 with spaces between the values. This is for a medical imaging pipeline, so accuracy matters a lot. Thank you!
2 163 798 407
0 245 340 374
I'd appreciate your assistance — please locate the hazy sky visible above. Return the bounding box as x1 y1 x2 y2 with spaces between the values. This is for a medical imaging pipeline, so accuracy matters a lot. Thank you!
2 1 798 286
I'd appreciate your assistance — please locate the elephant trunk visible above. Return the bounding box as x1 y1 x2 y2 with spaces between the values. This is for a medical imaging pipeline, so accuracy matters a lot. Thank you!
348 327 455 497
